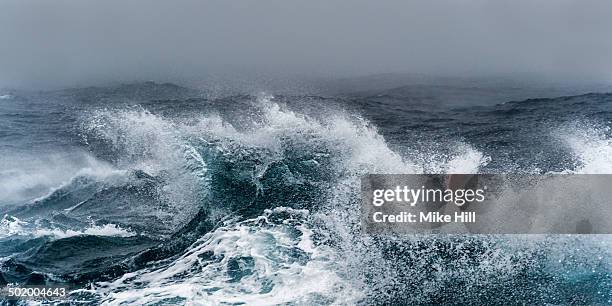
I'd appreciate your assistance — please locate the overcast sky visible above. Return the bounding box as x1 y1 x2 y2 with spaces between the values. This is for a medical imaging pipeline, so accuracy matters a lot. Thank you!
1 0 612 88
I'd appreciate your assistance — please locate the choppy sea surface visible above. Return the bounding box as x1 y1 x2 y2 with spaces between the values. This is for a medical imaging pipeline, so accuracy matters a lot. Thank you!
1 81 611 305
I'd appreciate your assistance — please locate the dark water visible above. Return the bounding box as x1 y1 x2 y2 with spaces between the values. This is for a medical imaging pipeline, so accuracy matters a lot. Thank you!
1 82 611 305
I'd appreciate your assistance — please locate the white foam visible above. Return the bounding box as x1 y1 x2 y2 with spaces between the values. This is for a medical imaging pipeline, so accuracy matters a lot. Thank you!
96 208 363 305
445 144 491 174
0 215 28 239
0 215 134 239
33 223 135 239
558 123 612 174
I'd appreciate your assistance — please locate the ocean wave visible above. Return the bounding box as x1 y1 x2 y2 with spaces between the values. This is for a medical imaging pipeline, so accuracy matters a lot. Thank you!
3 92 612 304
76 95 531 304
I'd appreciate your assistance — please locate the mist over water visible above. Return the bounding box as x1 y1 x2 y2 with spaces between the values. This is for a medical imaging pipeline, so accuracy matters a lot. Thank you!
2 0 612 88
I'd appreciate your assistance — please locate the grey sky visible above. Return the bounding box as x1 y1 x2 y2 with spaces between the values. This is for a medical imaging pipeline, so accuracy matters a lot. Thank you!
1 0 612 88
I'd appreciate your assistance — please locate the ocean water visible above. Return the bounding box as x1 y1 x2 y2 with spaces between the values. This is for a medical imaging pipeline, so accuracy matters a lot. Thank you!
0 82 611 305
